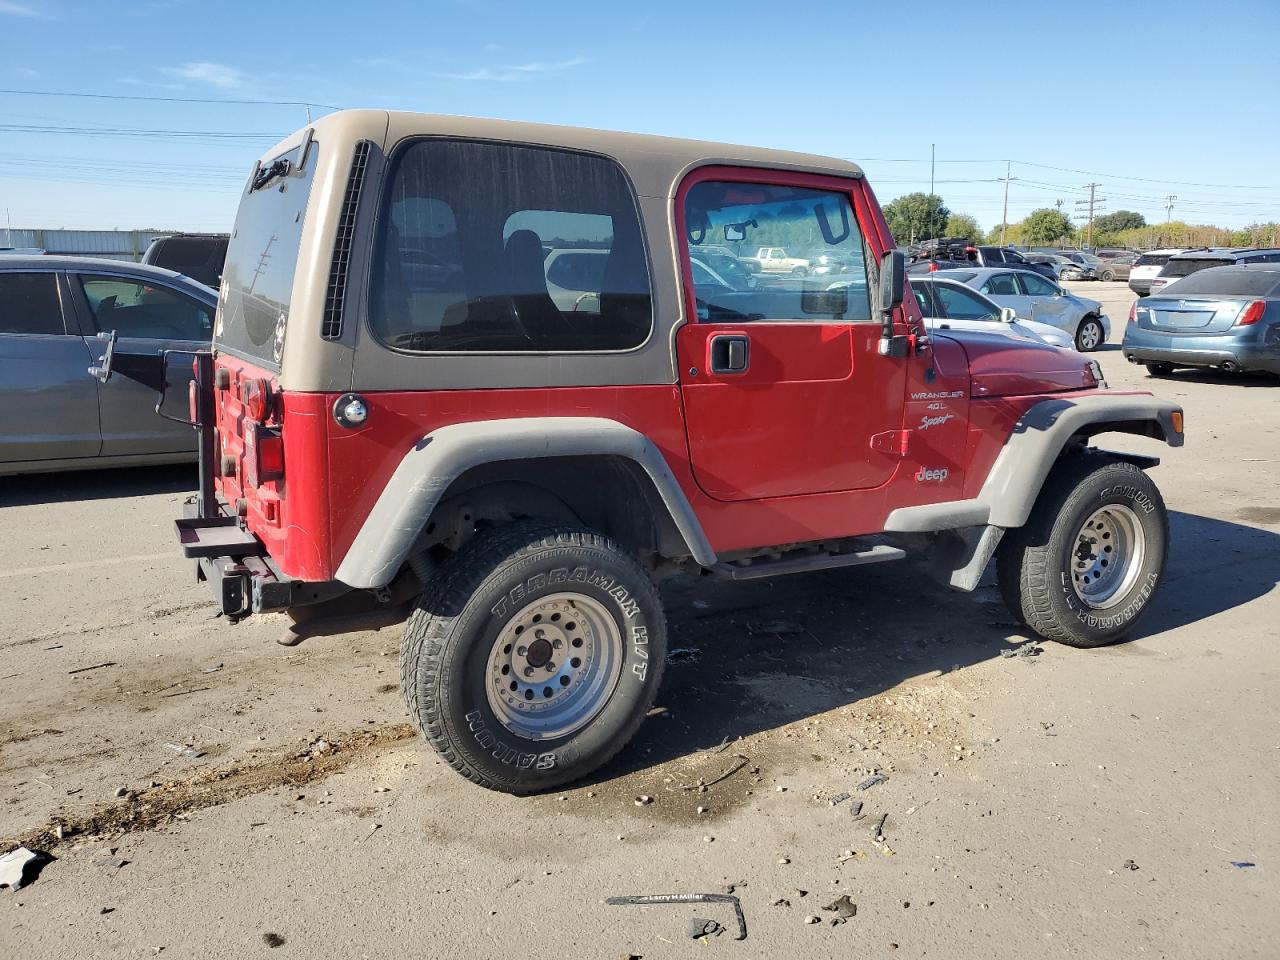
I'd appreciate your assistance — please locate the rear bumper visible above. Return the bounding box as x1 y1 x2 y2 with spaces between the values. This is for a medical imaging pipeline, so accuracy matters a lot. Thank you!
1128 279 1152 295
177 499 344 619
1121 329 1280 373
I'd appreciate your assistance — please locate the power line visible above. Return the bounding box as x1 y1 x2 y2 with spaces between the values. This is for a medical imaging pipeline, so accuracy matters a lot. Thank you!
0 87 341 111
854 156 1275 191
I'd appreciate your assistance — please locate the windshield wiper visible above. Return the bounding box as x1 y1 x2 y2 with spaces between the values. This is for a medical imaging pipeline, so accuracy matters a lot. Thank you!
251 158 291 192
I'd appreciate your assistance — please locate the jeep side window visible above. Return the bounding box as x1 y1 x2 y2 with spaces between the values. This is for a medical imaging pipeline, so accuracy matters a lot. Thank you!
370 140 652 353
684 180 871 322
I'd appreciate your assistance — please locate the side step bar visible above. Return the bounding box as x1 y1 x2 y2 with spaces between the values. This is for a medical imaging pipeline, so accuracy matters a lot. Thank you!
709 544 905 581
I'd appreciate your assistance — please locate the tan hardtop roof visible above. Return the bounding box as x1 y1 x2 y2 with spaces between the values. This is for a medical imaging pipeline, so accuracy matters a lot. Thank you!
260 109 863 198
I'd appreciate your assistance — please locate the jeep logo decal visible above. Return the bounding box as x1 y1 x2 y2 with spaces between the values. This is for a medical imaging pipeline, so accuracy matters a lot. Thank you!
915 465 949 483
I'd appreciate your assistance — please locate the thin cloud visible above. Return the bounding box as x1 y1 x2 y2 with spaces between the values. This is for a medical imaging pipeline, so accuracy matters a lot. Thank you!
165 60 246 89
0 1 50 17
437 56 591 83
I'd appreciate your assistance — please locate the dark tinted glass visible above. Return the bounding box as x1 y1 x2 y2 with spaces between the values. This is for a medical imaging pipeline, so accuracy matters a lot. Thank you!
371 140 652 352
934 283 999 321
1153 267 1280 297
218 139 316 368
0 272 64 335
1018 272 1060 297
1135 254 1171 267
78 275 212 341
981 273 1020 296
1161 257 1231 279
146 236 228 288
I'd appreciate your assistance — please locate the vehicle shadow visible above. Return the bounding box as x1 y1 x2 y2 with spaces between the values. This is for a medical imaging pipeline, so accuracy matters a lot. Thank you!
589 509 1279 784
0 463 196 507
1150 368 1279 388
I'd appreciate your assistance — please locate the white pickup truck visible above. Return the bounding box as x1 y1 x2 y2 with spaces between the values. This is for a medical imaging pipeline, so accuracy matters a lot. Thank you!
747 247 810 276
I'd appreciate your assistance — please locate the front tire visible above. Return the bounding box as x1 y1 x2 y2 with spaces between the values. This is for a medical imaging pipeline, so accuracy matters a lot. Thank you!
1075 316 1105 351
1100 270 1116 282
400 521 667 793
997 456 1168 648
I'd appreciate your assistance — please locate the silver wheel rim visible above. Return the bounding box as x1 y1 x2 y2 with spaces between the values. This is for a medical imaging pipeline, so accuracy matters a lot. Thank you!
484 592 624 741
1079 321 1101 350
1070 504 1146 609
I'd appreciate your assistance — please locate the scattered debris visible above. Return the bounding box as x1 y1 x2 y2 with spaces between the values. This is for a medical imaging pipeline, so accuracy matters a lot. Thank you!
697 806 708 815
857 774 888 791
686 918 723 939
793 888 808 898
67 661 116 675
848 800 864 819
0 847 47 891
162 743 206 759
828 792 851 807
777 858 790 865
804 915 820 925
872 813 889 840
772 898 791 908
200 664 224 674
262 933 286 948
113 787 129 799
1230 861 1256 869
634 795 654 807
1123 859 1140 871
822 895 857 925
93 849 129 870
606 893 747 941
1000 643 1042 660
748 620 805 636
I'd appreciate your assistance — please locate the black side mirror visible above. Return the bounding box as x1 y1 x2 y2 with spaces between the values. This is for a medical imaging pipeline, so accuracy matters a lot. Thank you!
880 249 905 314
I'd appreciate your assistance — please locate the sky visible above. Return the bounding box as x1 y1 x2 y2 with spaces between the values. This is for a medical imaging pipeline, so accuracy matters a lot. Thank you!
2 0 1279 234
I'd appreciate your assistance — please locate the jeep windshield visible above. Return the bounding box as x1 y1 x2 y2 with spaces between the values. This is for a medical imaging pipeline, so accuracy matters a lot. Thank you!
216 139 317 369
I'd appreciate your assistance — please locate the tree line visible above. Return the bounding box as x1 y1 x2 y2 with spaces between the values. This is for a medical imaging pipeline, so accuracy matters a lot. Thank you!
882 191 1280 250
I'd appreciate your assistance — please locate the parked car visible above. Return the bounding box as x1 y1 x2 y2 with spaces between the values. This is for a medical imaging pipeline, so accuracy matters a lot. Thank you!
142 233 229 289
174 108 1182 794
1054 250 1106 280
1095 249 1136 261
1128 249 1188 296
1095 255 1135 282
690 250 757 290
909 243 1056 279
1148 247 1280 295
934 267 1110 351
908 276 1075 349
0 256 216 476
1123 265 1280 376
747 246 810 275
1025 253 1091 281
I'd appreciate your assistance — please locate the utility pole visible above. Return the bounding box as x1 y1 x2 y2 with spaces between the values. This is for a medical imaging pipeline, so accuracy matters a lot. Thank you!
1164 194 1177 222
1073 183 1104 249
999 161 1015 246
929 143 935 238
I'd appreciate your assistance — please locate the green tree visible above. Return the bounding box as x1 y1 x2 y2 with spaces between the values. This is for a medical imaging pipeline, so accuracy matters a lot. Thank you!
1022 208 1074 246
882 193 950 244
944 213 983 241
1094 210 1146 234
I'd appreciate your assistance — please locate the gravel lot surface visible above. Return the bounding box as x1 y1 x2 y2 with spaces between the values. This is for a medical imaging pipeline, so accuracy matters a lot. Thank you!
2 282 1276 959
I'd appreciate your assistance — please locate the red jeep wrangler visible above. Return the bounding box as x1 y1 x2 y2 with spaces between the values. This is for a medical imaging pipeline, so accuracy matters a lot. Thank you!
172 110 1183 793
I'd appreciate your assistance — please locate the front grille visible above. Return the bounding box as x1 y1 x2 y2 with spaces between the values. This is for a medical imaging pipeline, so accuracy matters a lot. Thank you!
321 140 371 340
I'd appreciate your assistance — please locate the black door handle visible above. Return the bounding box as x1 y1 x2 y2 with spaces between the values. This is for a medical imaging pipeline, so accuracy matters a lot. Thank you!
709 334 749 374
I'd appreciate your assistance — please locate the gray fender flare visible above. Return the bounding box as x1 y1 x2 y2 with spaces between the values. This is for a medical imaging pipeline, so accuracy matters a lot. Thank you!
334 417 716 589
884 393 1183 586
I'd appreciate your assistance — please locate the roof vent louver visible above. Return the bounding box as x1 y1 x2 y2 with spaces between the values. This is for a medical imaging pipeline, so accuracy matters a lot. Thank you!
321 140 371 340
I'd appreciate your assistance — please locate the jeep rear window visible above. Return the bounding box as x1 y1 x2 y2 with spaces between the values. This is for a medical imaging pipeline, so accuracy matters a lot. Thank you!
683 180 871 323
370 140 652 353
216 140 316 368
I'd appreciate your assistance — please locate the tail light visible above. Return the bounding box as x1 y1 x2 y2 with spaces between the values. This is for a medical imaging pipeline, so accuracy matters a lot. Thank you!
243 422 284 486
1128 302 1137 324
241 378 272 422
1236 300 1266 326
928 261 939 272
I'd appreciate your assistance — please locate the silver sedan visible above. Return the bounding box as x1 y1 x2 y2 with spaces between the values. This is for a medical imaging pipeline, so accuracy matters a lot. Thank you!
932 267 1111 351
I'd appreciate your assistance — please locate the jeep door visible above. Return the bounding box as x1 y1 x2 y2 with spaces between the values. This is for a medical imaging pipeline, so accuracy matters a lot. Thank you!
675 171 904 501
67 271 212 456
0 269 101 467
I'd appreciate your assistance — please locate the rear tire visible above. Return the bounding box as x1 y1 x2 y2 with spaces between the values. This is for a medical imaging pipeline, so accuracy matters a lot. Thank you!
1100 270 1116 282
1145 362 1175 377
400 520 666 793
1075 316 1105 351
996 456 1168 648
